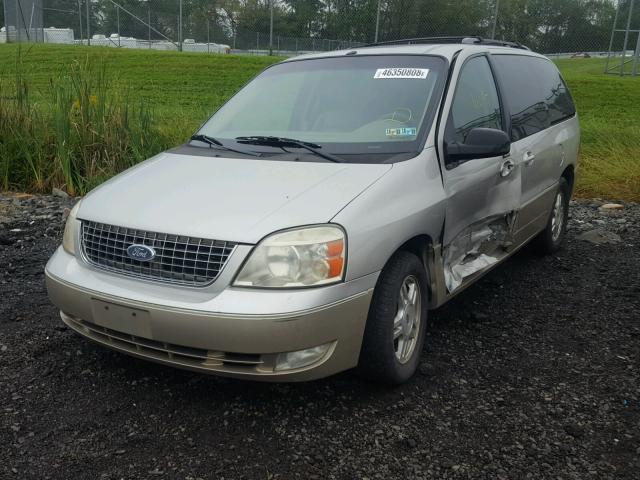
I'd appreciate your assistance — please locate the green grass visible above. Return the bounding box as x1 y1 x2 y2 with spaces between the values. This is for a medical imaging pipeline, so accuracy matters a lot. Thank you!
0 44 638 199
0 44 280 142
0 44 280 194
555 58 640 200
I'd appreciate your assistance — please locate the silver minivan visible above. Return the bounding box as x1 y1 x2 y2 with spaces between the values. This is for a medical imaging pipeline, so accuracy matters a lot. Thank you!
46 37 579 384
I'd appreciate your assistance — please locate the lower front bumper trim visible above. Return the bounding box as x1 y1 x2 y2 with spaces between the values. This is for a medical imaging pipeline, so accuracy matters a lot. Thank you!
62 312 339 376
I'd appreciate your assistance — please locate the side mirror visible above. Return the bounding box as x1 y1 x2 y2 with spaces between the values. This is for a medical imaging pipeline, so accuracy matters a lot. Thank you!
445 128 511 163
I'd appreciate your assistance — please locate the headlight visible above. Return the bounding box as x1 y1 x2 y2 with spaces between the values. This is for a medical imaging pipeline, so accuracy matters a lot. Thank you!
62 201 81 255
234 225 346 288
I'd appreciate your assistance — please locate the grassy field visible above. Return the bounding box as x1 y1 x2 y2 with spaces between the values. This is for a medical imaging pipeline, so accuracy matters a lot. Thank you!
0 44 638 199
0 44 279 143
555 57 640 200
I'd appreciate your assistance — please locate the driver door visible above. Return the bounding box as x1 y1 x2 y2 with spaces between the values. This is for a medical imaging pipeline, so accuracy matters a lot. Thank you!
438 54 521 292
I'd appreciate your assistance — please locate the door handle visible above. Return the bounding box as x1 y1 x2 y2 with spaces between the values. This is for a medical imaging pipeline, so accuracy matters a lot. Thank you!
500 159 515 177
523 151 536 166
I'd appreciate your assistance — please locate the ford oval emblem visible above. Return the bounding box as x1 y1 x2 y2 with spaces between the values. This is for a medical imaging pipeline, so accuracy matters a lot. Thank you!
127 244 156 262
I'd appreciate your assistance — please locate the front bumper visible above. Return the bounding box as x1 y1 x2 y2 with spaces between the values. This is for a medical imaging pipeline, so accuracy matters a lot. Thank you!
45 248 376 381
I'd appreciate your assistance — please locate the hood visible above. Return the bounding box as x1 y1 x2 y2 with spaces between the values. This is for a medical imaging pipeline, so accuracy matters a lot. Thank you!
78 152 392 244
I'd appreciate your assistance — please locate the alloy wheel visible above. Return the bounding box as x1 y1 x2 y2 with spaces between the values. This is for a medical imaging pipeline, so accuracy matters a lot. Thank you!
551 191 565 242
392 275 422 364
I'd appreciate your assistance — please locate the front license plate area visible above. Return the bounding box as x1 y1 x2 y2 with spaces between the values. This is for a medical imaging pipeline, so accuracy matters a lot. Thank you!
91 299 152 338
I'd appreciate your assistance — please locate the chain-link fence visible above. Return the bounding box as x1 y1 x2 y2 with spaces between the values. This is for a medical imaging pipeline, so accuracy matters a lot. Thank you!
1 0 639 57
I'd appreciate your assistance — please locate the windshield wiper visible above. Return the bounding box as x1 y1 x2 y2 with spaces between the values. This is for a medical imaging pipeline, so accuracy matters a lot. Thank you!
235 136 344 163
190 134 261 157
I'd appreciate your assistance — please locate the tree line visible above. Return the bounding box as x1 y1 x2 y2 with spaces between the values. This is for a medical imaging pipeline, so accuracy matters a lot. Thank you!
13 0 640 53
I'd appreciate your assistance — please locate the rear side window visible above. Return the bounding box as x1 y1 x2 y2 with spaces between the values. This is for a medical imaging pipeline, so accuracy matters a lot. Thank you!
447 56 502 144
535 59 576 125
492 55 575 141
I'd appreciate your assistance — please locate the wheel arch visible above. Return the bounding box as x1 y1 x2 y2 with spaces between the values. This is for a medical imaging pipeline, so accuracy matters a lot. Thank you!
393 234 439 305
561 164 575 195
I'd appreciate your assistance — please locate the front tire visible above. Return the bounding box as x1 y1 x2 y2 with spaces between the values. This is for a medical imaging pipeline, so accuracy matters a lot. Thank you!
535 177 570 254
358 251 428 385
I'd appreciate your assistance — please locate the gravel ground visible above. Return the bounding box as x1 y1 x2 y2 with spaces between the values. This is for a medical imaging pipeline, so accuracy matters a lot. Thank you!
0 193 639 480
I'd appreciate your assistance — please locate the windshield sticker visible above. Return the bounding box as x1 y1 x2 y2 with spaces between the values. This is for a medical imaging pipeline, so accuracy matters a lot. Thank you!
386 127 417 137
374 68 429 79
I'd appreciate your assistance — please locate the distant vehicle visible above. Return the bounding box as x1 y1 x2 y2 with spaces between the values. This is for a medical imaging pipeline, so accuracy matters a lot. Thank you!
46 36 579 384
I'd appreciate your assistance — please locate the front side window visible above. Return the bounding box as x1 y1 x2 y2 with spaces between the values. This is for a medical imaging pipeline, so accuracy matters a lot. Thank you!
446 55 502 145
197 55 446 162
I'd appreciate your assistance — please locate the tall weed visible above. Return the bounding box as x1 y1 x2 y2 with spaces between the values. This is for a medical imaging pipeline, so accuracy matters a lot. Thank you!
0 48 170 195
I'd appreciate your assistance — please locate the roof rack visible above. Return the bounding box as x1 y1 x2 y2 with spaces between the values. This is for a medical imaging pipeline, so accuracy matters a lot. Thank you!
364 36 530 51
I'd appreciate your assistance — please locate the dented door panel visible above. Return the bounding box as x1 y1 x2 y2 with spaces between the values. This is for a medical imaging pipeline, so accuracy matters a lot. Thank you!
441 157 521 246
441 160 521 292
442 213 517 292
437 52 522 293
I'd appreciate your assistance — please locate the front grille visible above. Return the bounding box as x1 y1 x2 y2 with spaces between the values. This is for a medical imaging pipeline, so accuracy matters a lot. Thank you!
80 220 236 286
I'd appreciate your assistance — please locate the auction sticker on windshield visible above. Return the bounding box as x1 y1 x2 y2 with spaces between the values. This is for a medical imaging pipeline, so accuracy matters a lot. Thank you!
374 68 429 79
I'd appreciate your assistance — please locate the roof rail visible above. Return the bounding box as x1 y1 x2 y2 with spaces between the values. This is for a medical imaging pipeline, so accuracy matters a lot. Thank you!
364 36 530 51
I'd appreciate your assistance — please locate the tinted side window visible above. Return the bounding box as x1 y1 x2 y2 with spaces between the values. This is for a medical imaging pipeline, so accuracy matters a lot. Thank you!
447 56 502 144
492 55 550 141
534 58 576 125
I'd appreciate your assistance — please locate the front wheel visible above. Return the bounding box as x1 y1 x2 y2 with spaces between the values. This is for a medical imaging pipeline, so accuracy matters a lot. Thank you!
534 177 570 254
358 251 428 384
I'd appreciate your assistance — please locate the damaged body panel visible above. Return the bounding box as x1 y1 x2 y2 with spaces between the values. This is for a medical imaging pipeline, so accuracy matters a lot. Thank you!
440 154 521 247
436 51 524 295
443 213 517 292
438 125 522 294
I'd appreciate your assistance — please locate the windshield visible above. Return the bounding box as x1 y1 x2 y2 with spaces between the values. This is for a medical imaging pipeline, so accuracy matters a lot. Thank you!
197 55 446 162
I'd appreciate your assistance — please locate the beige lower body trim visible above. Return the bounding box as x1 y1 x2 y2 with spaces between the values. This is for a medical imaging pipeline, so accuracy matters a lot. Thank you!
47 272 373 382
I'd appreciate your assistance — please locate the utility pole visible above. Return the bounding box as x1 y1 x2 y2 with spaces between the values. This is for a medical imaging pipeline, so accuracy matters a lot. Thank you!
491 0 500 39
86 0 90 45
620 0 635 75
633 25 640 76
374 0 381 43
77 0 83 44
116 5 120 46
178 0 183 51
15 0 20 42
605 0 621 74
269 0 274 55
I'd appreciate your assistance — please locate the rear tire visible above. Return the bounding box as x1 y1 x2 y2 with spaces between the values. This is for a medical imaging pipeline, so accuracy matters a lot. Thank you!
534 177 570 254
358 251 428 385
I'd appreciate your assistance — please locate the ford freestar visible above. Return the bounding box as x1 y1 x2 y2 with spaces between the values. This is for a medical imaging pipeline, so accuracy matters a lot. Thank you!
46 37 579 384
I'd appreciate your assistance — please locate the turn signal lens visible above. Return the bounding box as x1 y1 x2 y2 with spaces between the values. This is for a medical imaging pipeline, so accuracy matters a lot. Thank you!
234 225 346 288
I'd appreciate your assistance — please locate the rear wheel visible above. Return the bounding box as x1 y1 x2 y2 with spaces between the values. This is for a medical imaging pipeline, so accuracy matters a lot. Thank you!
358 251 428 384
535 177 570 254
